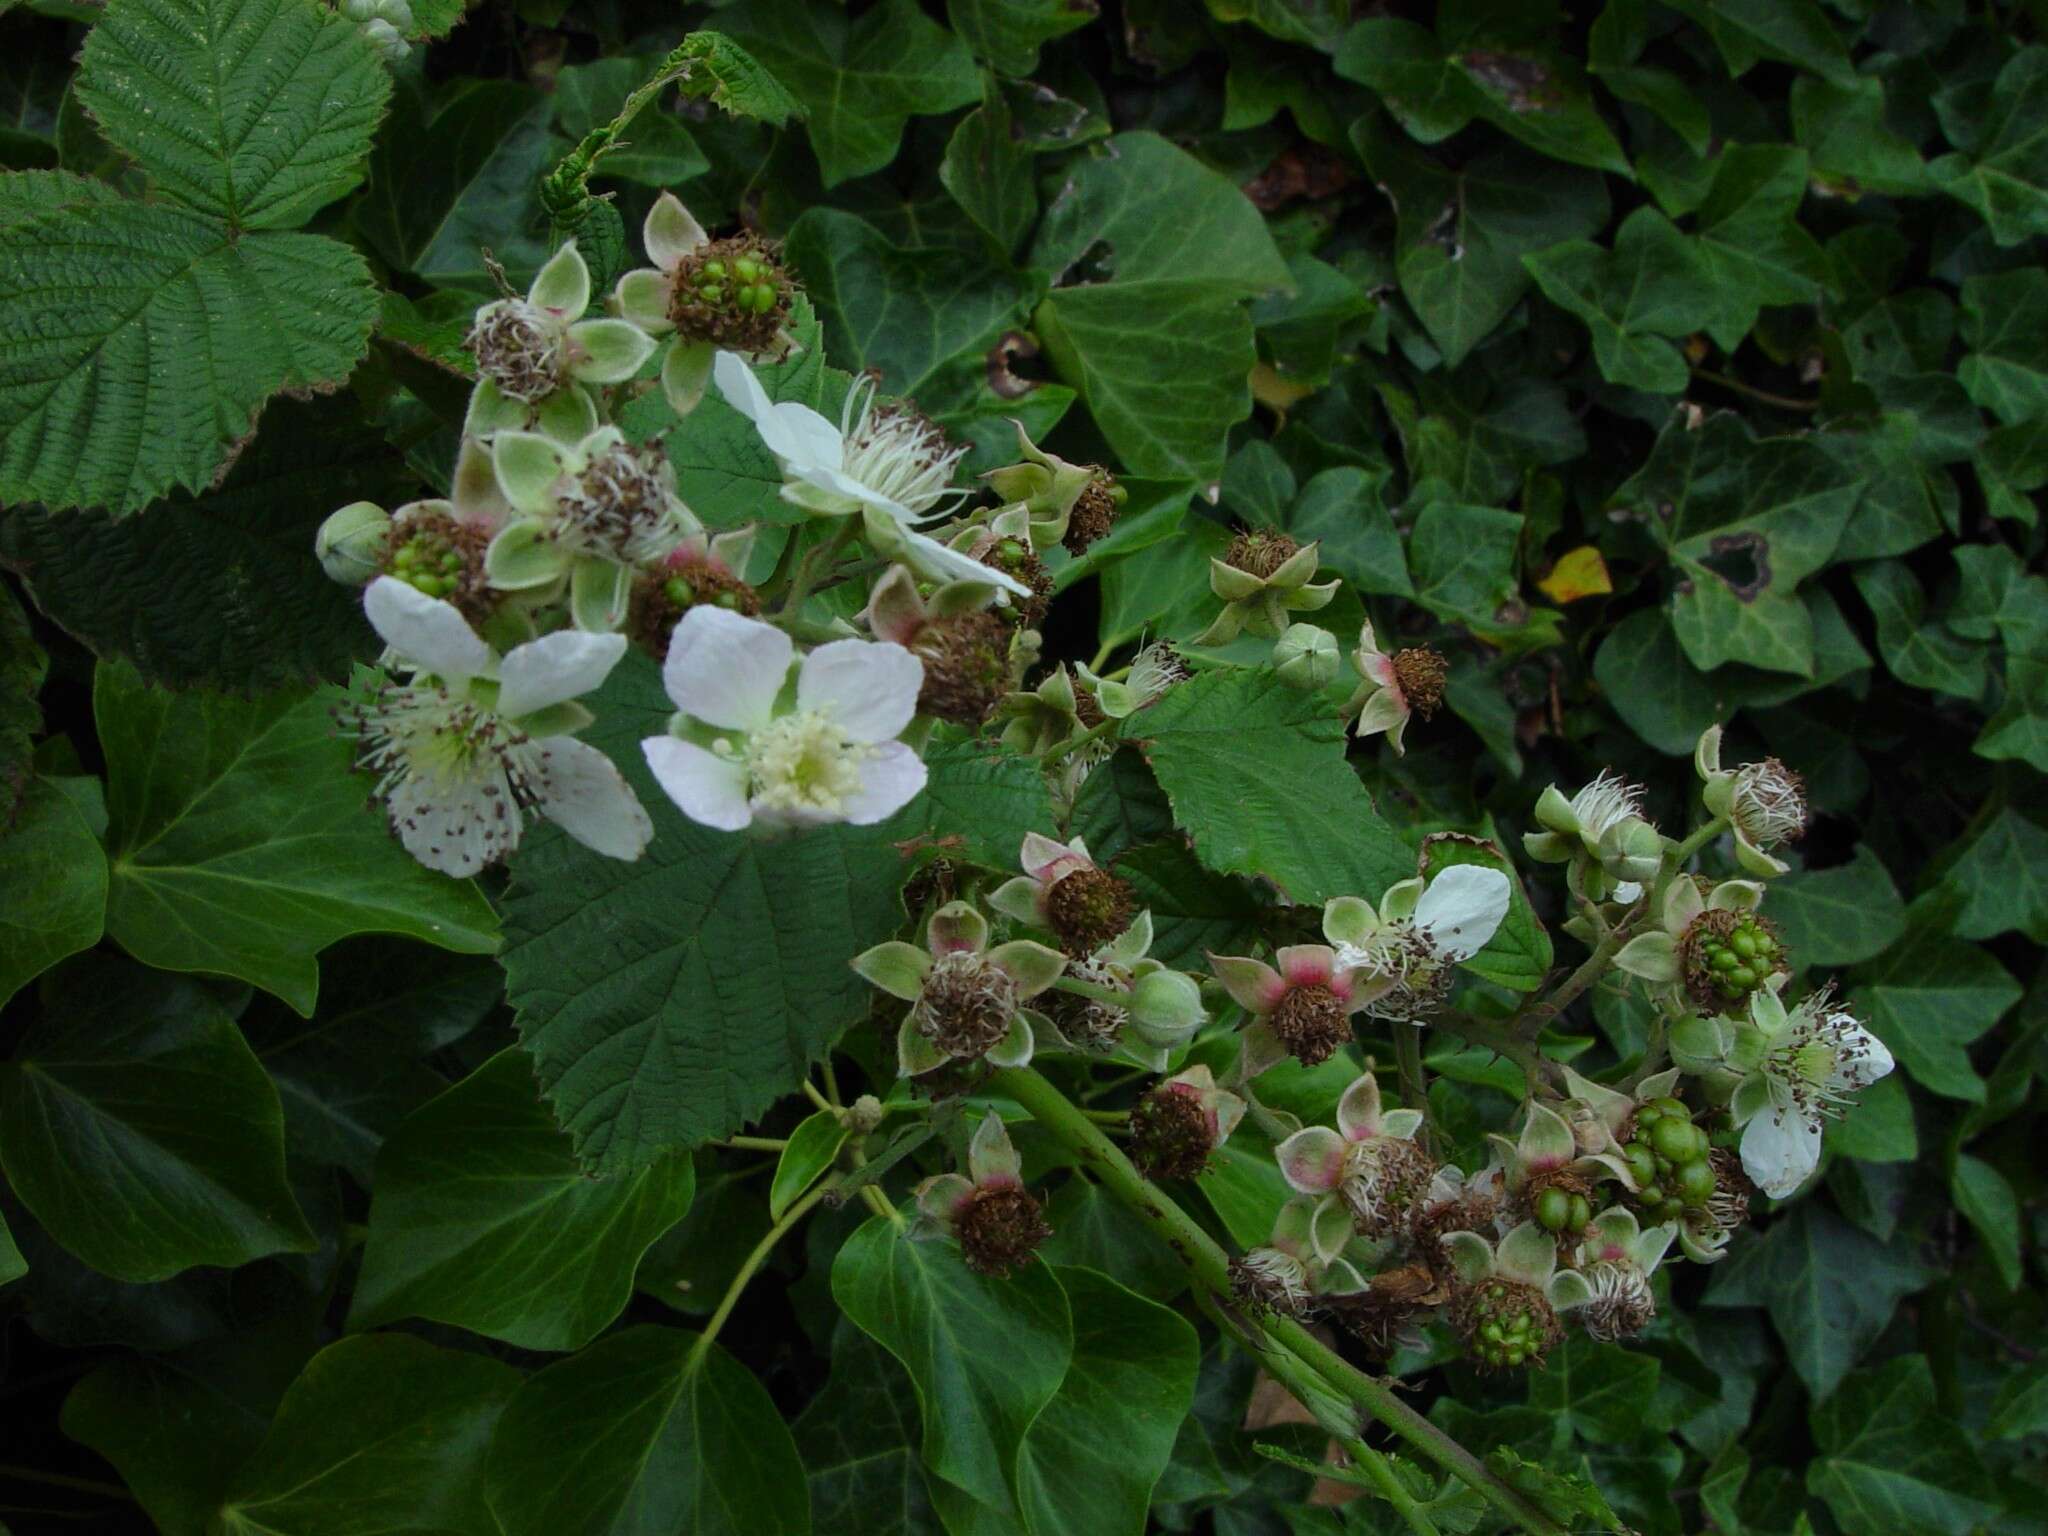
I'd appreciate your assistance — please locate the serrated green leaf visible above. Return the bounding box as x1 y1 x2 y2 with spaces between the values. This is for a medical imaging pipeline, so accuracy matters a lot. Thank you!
1118 839 1268 968
349 1049 696 1350
94 660 498 1015
0 200 379 512
76 0 389 231
832 1215 1072 1515
220 1335 520 1536
0 961 314 1283
0 395 404 692
0 775 106 1008
1808 1357 2001 1534
1135 668 1411 906
1704 1203 1930 1401
671 30 806 126
502 654 1051 1171
786 207 1036 396
552 58 710 188
721 0 978 187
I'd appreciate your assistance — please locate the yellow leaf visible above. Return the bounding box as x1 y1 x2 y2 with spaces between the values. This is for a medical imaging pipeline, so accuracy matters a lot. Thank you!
1537 545 1613 604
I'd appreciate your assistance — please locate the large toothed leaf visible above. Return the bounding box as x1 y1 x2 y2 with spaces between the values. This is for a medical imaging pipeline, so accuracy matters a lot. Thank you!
75 0 390 231
500 652 1054 1171
0 200 378 513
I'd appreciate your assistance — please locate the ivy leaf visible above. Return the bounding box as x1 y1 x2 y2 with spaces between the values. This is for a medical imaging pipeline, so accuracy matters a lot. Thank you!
1279 465 1410 596
0 961 314 1283
1659 0 1857 86
785 207 1037 396
357 78 554 287
832 1216 1073 1516
1957 268 2048 426
1690 146 1829 350
1808 1357 2002 1534
220 1335 520 1536
501 655 1049 1171
485 1325 810 1536
75 0 389 231
349 1049 697 1351
0 395 406 693
795 1321 941 1536
1792 78 1929 198
1355 126 1609 368
1928 47 2048 247
1528 1337 1664 1445
941 92 1038 255
1851 561 1990 701
1945 805 2048 943
1704 1203 1931 1401
61 1357 271 1536
1616 413 1862 676
0 776 107 1009
1766 846 1906 967
1950 1153 2023 1293
1029 133 1289 480
1851 895 2020 1103
947 0 1097 76
1134 668 1412 906
721 0 978 187
95 660 500 1016
1408 500 1526 633
0 201 380 513
1523 207 1713 393
1335 19 1631 176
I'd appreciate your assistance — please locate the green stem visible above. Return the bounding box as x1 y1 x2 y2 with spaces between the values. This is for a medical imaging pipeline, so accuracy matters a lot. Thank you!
689 1180 834 1369
1051 974 1128 1007
1524 924 1631 1032
718 1134 788 1152
1341 1437 1443 1536
991 1067 1565 1536
1654 816 1728 904
779 519 860 619
1392 1028 1431 1151
0 1464 135 1499
1687 367 1818 413
1042 717 1118 771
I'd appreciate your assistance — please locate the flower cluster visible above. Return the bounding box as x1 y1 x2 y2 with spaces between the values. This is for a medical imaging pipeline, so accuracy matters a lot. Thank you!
315 198 1123 873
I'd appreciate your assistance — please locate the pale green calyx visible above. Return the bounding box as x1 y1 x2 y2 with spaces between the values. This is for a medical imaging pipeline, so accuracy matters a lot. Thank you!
315 501 391 585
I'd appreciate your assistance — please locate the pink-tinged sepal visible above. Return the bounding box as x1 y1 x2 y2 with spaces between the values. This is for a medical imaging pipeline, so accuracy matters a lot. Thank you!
1275 944 1338 991
927 900 990 956
1276 1125 1347 1195
1335 1071 1386 1141
1209 953 1287 1013
967 1110 1023 1186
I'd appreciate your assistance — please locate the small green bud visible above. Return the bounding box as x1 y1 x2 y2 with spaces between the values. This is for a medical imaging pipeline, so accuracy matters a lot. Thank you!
1273 623 1340 690
315 501 391 585
1128 969 1205 1036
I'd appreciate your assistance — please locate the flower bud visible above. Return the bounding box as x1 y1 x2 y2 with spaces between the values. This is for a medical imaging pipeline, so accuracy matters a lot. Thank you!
1668 1016 1731 1075
315 501 391 585
1128 969 1204 1036
846 1094 884 1134
1273 623 1339 690
1601 816 1665 884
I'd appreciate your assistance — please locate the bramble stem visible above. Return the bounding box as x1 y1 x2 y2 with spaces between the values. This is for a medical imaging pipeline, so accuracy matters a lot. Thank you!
689 1180 835 1369
1393 1027 1431 1150
717 1134 788 1152
991 1066 1565 1535
1342 1437 1444 1536
1042 717 1118 770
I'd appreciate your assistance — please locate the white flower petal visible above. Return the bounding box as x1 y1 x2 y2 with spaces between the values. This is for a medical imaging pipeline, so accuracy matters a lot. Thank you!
897 526 1031 597
798 639 923 743
714 350 842 472
1414 864 1512 961
535 737 652 860
387 773 506 877
662 606 791 731
364 577 493 684
1836 1021 1895 1089
1740 1105 1821 1198
642 736 751 831
840 741 927 825
497 630 626 719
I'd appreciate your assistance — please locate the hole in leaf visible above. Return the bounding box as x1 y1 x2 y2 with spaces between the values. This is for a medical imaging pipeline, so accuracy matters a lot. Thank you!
1698 533 1772 601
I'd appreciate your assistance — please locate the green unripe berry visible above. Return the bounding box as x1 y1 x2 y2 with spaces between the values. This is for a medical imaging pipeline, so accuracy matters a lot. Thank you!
1676 1158 1717 1205
1650 1118 1695 1163
1535 1188 1572 1231
1568 1194 1591 1229
1650 1098 1688 1118
1731 930 1758 959
1637 1182 1664 1206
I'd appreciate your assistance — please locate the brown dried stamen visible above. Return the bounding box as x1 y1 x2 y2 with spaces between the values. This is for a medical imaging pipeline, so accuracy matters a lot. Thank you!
1390 647 1447 719
913 610 1011 726
1129 1087 1214 1180
1267 982 1351 1066
1044 866 1135 958
955 1184 1051 1276
1062 473 1119 555
1224 529 1300 580
628 559 760 660
468 303 563 403
914 951 1019 1059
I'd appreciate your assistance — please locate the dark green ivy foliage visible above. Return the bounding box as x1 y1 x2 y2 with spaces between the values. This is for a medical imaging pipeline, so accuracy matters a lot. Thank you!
0 1 2044 1534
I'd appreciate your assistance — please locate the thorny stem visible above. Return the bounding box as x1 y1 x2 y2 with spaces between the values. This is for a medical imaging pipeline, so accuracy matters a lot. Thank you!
1042 717 1119 770
1523 922 1633 1033
1392 1028 1431 1152
689 1180 836 1370
1341 1437 1445 1536
779 519 861 619
991 1067 1567 1536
